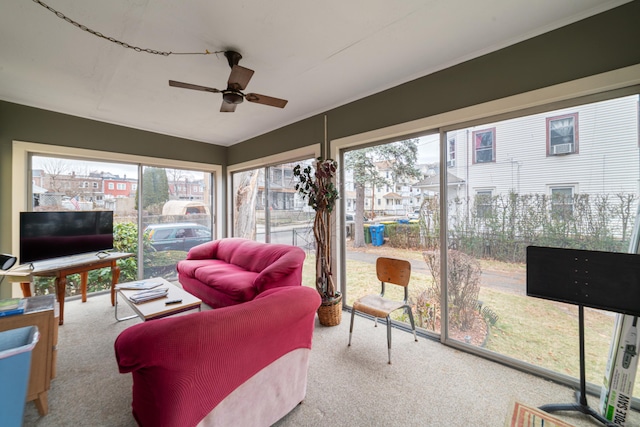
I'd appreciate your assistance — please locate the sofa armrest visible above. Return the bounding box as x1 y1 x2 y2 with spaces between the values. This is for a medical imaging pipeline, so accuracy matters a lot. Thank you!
114 286 320 427
185 240 220 260
253 246 306 293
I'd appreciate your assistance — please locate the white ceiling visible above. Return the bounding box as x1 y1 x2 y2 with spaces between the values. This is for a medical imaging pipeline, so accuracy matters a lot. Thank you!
0 0 630 147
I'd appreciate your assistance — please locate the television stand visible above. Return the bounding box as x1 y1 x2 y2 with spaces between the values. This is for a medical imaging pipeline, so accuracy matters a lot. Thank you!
1 252 133 325
539 305 616 427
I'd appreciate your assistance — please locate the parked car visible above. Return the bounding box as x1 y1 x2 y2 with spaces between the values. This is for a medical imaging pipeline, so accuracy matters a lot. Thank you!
345 213 368 237
144 223 211 252
408 209 421 220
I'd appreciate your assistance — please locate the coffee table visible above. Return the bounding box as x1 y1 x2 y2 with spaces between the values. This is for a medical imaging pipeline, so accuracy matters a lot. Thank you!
115 278 201 321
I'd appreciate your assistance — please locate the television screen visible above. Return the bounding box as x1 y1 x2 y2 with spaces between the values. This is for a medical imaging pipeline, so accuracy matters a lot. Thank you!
20 211 114 264
527 245 640 317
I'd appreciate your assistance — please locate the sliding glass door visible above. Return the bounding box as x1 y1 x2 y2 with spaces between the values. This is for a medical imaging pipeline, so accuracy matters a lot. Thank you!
231 158 316 287
339 92 640 398
443 94 640 390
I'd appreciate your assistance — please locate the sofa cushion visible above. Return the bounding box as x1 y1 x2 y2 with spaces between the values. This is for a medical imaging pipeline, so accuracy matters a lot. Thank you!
175 259 218 277
192 262 258 302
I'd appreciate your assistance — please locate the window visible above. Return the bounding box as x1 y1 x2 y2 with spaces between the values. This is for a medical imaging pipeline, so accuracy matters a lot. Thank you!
550 187 574 219
475 190 492 219
92 182 98 189
473 128 495 163
447 137 456 167
547 113 578 155
117 183 126 190
108 182 114 190
81 181 88 188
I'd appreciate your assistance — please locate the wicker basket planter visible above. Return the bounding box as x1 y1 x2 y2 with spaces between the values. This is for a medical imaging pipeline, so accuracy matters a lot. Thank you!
317 293 342 327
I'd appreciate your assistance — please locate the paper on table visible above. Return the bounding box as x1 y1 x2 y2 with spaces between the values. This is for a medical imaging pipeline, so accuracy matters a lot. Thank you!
116 280 164 290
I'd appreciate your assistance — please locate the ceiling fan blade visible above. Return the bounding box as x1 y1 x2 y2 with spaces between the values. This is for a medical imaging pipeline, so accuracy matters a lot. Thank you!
227 65 254 91
220 101 237 113
169 80 221 93
245 93 288 108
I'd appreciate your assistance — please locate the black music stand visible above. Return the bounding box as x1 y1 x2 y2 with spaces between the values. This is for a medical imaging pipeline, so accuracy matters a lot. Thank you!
527 246 640 427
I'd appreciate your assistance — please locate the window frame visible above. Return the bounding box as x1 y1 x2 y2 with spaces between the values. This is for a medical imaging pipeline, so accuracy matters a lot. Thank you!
447 137 456 167
549 185 576 219
475 189 493 219
11 141 222 260
547 113 579 156
472 128 496 164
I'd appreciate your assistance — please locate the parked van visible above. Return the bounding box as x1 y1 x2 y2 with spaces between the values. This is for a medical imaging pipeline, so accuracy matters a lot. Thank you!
162 200 210 216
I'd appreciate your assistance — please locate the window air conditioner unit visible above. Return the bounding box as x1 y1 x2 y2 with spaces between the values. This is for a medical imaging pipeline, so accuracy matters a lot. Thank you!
551 143 574 155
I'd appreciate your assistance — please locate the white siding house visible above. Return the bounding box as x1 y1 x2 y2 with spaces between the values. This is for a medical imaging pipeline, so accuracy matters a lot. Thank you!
446 95 639 201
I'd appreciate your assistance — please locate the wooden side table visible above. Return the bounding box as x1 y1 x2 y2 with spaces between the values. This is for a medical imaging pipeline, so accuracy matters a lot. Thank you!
0 295 58 415
2 252 133 325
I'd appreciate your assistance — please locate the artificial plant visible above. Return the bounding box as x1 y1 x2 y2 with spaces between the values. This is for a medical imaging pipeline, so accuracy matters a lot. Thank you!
293 157 339 299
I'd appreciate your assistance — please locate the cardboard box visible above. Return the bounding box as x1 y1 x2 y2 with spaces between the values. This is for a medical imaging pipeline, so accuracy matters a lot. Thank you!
599 314 639 426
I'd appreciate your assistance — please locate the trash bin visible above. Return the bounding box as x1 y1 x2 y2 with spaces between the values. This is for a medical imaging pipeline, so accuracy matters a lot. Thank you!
369 224 385 246
397 219 409 224
363 224 371 244
0 326 39 427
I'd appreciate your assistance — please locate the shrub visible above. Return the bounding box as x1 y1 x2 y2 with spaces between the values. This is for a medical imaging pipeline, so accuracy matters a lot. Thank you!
422 250 481 331
34 221 148 296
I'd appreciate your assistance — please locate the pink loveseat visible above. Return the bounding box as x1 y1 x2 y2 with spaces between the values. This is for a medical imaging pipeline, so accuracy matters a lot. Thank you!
115 285 321 427
176 238 306 308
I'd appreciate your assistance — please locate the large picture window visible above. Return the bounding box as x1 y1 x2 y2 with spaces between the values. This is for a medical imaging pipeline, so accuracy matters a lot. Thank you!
16 143 219 298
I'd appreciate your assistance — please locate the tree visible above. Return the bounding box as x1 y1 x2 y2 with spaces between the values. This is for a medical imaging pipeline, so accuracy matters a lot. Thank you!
344 139 421 247
138 167 169 213
40 157 70 194
234 170 260 239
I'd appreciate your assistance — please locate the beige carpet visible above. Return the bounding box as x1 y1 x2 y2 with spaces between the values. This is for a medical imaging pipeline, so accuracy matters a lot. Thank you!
21 292 639 427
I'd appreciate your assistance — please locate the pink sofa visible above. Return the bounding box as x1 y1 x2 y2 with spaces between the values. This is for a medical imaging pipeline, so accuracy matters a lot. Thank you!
115 285 321 427
176 238 306 308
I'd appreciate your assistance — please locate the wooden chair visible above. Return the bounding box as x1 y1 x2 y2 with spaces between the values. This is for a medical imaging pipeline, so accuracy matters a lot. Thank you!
348 257 417 364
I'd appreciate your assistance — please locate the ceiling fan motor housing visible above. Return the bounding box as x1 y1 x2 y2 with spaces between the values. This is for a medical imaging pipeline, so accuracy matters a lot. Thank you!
223 91 244 104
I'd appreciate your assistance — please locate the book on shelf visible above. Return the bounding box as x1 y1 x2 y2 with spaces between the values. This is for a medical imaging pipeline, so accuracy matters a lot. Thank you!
129 287 169 304
0 298 25 317
115 279 164 291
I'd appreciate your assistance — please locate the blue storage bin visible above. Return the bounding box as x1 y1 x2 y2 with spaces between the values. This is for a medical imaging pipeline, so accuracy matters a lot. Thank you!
397 219 409 224
0 326 39 427
369 224 385 246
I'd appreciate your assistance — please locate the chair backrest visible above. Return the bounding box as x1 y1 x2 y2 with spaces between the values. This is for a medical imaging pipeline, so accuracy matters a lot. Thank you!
376 257 411 287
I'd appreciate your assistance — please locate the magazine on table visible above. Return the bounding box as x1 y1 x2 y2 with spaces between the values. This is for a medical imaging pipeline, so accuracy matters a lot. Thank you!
128 287 169 304
116 279 164 291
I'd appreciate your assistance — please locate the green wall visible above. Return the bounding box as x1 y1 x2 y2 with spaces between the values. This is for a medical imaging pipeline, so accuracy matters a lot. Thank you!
227 0 640 165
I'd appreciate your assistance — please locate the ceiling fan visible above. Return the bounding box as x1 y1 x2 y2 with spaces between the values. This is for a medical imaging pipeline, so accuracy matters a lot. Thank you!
169 51 288 113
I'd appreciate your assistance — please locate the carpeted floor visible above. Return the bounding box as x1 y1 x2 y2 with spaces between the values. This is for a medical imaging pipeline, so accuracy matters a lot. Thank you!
21 292 639 427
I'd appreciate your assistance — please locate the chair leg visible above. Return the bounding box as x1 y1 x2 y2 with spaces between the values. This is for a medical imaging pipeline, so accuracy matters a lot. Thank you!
348 308 356 346
386 316 392 364
406 306 418 342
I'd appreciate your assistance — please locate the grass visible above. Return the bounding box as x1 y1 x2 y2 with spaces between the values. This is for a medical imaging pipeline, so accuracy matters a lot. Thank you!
479 287 615 384
303 245 638 395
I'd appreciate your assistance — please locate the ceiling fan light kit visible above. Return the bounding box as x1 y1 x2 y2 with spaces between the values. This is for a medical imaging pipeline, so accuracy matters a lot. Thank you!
169 50 288 113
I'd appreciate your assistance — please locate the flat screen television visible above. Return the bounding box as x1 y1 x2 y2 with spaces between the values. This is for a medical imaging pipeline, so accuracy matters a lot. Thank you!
20 211 114 264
